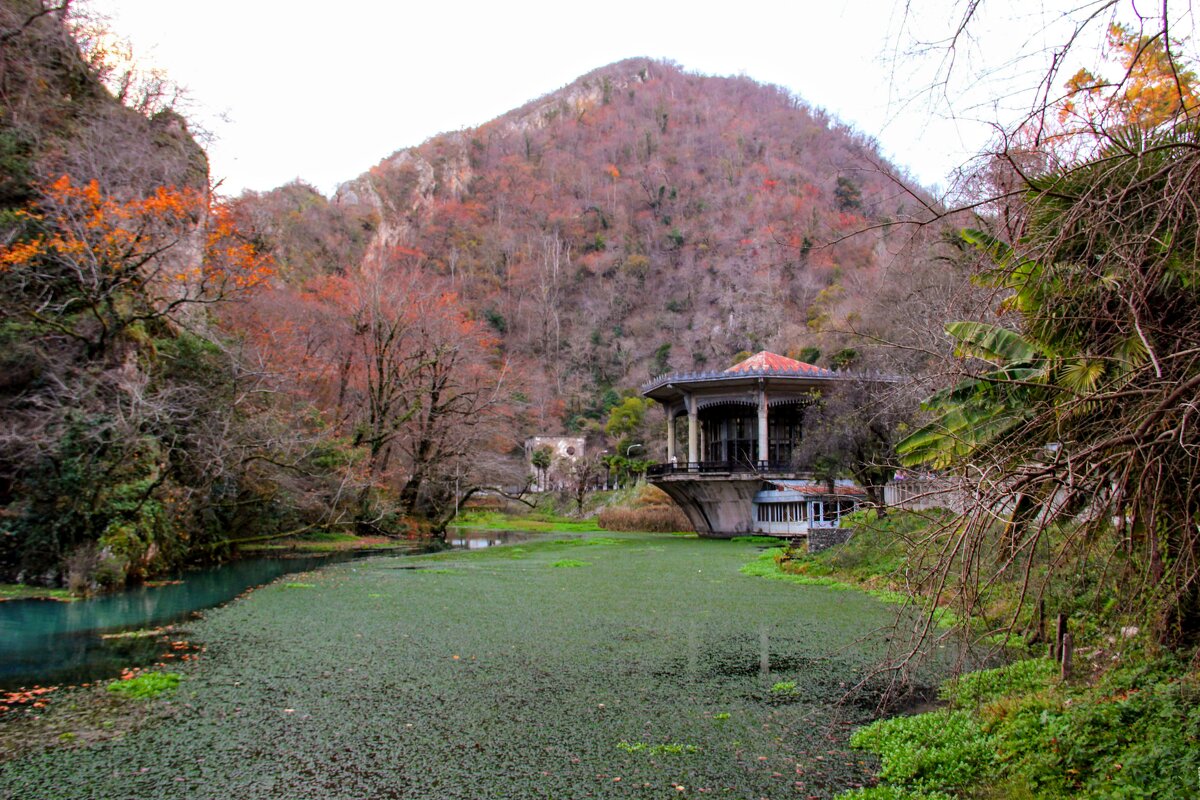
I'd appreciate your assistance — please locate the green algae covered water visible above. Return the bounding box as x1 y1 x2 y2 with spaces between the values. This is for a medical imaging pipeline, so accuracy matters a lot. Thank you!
0 533 945 799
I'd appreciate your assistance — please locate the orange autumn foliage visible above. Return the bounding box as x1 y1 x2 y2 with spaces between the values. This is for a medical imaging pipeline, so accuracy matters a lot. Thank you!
1060 23 1200 131
0 175 272 352
0 175 271 291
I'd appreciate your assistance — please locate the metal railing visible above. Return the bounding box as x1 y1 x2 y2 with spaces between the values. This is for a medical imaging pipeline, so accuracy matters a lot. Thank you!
646 460 799 477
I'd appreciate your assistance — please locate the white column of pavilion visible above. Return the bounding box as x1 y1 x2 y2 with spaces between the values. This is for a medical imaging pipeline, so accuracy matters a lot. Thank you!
757 380 769 466
666 409 676 463
686 392 699 464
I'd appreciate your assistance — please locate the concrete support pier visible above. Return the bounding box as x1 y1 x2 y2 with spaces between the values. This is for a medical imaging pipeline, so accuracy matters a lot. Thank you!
652 474 765 536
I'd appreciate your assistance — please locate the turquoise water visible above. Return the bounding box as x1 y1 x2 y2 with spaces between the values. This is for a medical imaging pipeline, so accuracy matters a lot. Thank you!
0 531 528 690
0 553 356 689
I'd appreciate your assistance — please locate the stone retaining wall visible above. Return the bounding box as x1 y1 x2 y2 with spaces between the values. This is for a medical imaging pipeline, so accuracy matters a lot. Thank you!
807 526 853 553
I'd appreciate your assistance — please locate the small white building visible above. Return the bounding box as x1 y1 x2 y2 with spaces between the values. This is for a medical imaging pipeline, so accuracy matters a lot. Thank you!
752 480 864 536
524 436 586 492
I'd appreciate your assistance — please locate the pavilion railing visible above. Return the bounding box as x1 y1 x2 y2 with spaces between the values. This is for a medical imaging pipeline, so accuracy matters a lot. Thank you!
646 460 798 477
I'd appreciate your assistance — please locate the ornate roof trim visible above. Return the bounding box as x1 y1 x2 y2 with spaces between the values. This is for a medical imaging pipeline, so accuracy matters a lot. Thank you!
641 351 838 396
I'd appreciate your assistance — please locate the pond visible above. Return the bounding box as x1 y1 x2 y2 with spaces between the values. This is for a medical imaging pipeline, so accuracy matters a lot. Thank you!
0 530 529 690
1 532 945 799
446 528 530 549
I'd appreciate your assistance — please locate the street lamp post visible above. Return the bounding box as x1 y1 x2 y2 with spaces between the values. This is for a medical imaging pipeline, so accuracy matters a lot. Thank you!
626 443 644 486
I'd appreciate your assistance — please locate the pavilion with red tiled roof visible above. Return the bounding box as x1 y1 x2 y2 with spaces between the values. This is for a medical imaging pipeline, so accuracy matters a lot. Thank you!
641 350 842 469
639 351 865 538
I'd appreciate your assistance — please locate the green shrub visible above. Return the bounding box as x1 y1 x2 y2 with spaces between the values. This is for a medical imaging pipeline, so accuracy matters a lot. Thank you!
309 439 363 470
1009 663 1200 798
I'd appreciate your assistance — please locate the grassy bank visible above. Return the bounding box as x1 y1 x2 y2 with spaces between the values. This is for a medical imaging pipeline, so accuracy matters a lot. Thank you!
238 531 412 553
450 484 695 535
0 584 75 602
448 508 603 533
841 653 1200 799
0 532 942 799
596 484 694 533
739 510 1200 799
739 547 909 608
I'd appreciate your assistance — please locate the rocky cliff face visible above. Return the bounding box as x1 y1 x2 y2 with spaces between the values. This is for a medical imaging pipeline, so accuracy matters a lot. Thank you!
0 1 208 205
334 139 463 259
332 61 654 260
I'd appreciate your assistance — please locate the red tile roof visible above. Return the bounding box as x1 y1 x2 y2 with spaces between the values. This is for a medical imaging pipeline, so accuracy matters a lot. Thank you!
724 351 825 375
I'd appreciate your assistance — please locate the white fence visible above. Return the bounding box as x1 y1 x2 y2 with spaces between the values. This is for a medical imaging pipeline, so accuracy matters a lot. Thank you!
884 477 971 512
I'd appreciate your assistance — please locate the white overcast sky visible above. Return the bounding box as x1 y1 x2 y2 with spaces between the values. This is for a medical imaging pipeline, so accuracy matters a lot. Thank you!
86 0 1181 198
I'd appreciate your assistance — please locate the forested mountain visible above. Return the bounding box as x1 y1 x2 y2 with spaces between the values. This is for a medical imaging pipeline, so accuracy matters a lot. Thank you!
235 59 942 432
1 10 961 586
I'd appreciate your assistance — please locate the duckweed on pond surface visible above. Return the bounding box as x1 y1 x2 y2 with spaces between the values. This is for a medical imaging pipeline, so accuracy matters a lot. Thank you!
0 532 948 799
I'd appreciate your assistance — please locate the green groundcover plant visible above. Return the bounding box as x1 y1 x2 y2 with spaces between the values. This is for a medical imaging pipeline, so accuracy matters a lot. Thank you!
106 672 182 700
841 657 1200 799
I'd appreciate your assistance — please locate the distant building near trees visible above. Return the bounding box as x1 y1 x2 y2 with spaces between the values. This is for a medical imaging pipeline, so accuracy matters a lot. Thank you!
641 351 874 546
524 436 586 492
